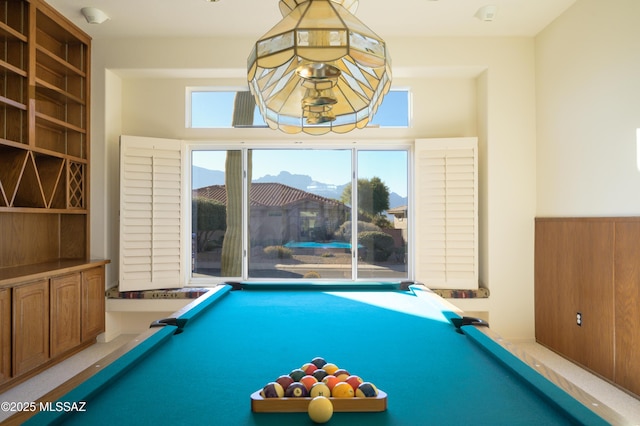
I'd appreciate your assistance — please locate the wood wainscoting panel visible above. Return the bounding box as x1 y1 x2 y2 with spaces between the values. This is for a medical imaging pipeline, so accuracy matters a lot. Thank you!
614 221 640 395
535 218 615 380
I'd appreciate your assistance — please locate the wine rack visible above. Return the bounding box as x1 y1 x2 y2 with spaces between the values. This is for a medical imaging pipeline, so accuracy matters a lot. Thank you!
0 0 91 268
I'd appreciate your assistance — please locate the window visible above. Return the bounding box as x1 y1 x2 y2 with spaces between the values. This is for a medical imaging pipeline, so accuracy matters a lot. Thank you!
369 90 411 128
191 147 409 281
187 88 410 129
119 136 477 289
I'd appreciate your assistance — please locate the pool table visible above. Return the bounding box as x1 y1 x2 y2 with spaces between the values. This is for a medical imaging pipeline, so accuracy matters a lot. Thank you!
20 282 616 425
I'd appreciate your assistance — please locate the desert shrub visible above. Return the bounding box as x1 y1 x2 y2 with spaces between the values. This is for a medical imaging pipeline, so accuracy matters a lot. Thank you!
303 271 321 278
263 245 293 259
358 231 395 262
371 214 393 229
334 221 380 241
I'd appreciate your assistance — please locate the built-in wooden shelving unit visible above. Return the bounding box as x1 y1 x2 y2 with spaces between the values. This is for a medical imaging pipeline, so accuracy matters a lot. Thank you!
0 0 107 392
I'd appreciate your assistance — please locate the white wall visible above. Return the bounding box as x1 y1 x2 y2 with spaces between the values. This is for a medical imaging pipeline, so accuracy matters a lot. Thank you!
536 0 640 216
90 35 537 340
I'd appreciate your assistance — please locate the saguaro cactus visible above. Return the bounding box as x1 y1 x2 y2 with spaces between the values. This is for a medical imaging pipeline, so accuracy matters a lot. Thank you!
221 150 251 276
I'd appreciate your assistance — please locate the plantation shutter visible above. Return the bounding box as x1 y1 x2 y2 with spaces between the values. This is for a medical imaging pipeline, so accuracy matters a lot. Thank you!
415 138 478 289
119 135 184 291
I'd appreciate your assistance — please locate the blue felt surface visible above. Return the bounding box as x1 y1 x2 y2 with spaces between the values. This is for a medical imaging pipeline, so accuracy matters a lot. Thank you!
26 285 606 426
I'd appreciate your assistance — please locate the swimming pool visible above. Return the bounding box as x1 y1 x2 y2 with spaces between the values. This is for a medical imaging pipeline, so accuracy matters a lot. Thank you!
284 241 361 249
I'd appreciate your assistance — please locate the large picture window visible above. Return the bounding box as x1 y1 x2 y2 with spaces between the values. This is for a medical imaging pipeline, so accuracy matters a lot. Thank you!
191 147 409 281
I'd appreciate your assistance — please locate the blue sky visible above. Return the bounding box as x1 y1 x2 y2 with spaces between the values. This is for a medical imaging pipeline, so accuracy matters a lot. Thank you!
191 89 408 128
192 149 408 197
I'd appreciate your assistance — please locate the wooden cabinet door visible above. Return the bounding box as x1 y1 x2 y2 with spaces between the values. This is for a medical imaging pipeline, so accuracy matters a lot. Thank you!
0 288 11 384
50 274 82 357
13 280 49 376
82 267 105 341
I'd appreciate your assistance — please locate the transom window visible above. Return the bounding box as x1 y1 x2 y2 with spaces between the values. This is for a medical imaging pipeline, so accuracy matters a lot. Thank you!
187 88 411 129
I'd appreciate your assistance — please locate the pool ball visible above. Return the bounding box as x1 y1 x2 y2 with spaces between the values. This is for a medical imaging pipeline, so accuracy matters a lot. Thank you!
309 382 331 398
322 375 340 390
275 374 294 390
346 375 364 391
322 363 339 375
300 375 318 390
310 357 327 369
312 369 328 381
356 382 379 398
301 362 318 375
261 382 284 398
285 382 309 398
333 368 350 381
289 368 306 382
331 382 355 398
308 396 333 424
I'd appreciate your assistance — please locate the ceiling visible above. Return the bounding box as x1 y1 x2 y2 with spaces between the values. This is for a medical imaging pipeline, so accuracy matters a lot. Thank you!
47 0 577 40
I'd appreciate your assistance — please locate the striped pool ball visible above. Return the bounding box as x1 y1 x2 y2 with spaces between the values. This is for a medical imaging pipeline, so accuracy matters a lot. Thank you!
356 382 379 398
301 362 318 375
261 382 284 398
333 369 350 382
346 375 364 391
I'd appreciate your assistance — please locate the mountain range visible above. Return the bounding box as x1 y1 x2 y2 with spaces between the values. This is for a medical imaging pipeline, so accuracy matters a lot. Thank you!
192 167 407 209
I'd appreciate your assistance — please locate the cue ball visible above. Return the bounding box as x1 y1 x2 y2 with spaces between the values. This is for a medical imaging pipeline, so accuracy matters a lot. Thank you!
308 396 333 424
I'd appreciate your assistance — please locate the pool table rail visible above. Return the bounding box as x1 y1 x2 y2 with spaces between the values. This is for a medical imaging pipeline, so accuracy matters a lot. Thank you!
464 325 625 426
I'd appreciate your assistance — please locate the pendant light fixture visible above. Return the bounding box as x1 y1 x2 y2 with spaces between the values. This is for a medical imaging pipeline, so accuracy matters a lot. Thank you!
247 0 392 135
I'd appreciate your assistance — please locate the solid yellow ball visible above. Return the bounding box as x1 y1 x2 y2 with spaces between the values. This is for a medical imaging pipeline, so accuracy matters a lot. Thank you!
308 396 333 424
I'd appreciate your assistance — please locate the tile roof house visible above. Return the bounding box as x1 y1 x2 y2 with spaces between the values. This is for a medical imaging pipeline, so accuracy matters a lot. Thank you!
193 182 349 246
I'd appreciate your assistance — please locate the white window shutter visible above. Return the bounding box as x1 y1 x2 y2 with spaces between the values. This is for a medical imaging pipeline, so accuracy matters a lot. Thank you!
415 138 478 289
119 135 184 291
